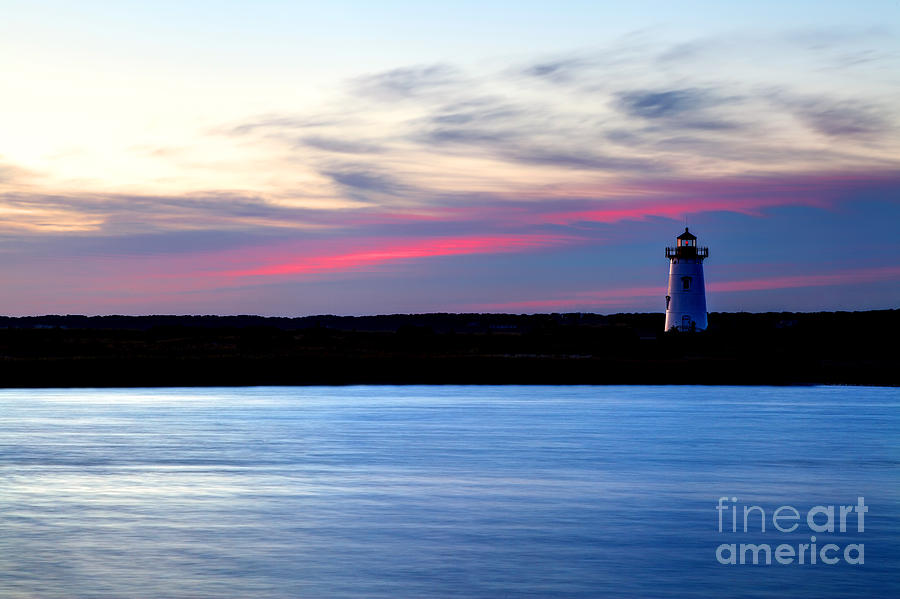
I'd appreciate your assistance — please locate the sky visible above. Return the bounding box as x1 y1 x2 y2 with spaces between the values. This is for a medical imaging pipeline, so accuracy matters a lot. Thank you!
1 0 898 315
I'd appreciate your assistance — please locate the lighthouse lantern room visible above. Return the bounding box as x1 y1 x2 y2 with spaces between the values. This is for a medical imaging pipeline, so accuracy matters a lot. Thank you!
664 228 709 332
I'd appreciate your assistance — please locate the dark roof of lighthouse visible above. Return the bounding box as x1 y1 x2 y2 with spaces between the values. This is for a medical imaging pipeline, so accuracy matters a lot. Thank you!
677 227 697 240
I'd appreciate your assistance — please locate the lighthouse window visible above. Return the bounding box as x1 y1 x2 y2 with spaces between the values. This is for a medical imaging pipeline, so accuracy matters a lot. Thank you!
682 276 692 290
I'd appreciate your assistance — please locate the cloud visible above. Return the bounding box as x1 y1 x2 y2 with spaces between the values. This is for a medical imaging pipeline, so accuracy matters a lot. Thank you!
656 39 711 63
500 147 660 172
408 94 660 172
711 265 900 293
227 115 339 136
784 27 897 70
218 233 574 279
2 166 898 314
474 265 900 312
0 160 32 185
322 167 406 196
502 169 900 226
213 38 900 203
1 23 899 315
415 97 530 147
350 64 460 100
419 127 516 146
618 89 705 119
300 136 384 154
28 40 889 246
788 98 890 138
783 26 893 51
0 190 351 237
428 97 525 127
521 57 590 83
616 88 741 130
12 229 292 258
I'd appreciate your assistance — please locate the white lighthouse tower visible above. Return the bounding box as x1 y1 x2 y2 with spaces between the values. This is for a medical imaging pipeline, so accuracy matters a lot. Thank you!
664 228 709 332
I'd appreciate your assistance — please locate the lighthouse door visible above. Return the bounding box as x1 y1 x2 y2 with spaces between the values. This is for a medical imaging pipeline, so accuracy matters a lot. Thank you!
682 315 691 331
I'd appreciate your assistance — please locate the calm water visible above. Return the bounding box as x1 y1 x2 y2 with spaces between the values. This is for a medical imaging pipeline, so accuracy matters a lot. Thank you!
1 386 898 598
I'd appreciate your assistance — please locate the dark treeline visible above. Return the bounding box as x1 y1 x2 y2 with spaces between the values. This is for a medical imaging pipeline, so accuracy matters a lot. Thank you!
0 310 896 387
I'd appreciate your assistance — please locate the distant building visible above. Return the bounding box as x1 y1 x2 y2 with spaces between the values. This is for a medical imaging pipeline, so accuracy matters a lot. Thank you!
664 228 709 332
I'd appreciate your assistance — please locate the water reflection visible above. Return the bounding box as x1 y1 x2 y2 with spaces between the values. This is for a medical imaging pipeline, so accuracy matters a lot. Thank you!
1 386 898 598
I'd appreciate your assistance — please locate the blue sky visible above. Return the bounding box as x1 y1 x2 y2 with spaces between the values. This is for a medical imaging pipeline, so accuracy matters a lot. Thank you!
0 1 898 315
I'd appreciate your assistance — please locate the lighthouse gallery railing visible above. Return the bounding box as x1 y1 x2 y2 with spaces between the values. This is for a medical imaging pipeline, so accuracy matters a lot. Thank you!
665 247 709 259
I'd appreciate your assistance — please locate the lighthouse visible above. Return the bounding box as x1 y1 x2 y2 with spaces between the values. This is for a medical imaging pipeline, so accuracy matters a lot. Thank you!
664 228 709 332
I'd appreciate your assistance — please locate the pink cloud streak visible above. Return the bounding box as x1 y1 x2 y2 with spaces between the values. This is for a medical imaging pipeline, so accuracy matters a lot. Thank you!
477 265 900 311
436 170 900 228
710 265 900 293
528 171 889 225
221 233 577 278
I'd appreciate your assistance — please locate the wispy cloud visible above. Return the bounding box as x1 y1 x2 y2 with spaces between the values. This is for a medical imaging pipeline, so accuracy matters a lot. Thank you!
321 167 406 196
520 56 592 83
350 64 461 100
0 161 33 186
0 190 347 236
711 265 900 293
226 115 341 136
215 34 900 214
475 266 900 312
783 96 891 138
300 136 385 155
1 25 898 314
618 88 733 120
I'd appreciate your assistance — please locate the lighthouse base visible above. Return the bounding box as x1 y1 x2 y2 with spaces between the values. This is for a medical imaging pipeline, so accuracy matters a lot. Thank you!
665 311 707 332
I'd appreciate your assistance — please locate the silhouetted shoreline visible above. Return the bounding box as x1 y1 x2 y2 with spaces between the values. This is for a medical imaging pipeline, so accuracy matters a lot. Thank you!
0 310 896 387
